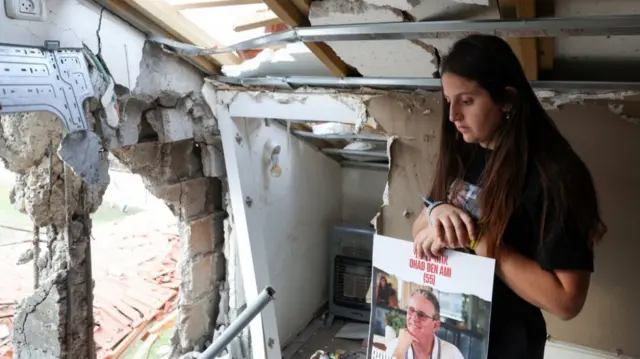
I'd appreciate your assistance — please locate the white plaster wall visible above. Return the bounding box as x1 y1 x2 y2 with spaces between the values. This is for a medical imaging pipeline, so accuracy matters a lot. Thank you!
0 0 145 88
341 167 387 226
556 0 640 59
545 341 633 359
233 118 343 344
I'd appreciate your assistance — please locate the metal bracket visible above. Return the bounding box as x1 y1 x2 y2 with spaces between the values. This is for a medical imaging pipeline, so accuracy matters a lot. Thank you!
0 42 104 185
0 42 94 132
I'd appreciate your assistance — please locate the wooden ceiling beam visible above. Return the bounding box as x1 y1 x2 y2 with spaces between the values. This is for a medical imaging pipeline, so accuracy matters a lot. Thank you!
536 1 555 70
121 0 242 66
234 10 283 32
499 0 538 80
173 0 263 10
261 0 350 76
290 0 311 15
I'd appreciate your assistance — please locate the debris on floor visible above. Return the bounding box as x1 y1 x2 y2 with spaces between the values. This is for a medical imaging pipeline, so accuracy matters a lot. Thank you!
283 316 368 359
334 322 369 340
0 209 181 359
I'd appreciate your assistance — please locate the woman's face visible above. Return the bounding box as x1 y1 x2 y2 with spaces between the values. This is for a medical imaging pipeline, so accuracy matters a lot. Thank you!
380 277 387 286
442 72 507 148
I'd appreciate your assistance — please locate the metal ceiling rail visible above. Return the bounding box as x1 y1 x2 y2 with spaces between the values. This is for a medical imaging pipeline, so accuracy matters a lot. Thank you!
292 130 388 142
341 160 389 171
212 75 640 91
323 148 388 158
149 15 640 56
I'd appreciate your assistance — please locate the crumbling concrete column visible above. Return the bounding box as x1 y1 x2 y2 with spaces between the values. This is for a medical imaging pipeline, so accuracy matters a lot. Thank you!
1 111 108 359
112 137 227 356
173 179 226 353
100 41 229 357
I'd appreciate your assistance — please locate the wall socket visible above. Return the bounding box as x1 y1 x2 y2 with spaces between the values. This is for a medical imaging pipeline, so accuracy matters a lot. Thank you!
5 0 46 21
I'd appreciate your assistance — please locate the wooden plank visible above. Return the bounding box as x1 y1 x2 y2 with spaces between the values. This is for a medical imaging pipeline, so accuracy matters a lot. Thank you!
174 0 262 9
499 0 538 80
120 0 242 66
234 10 283 32
262 0 350 76
536 0 555 70
148 311 178 334
97 0 221 73
94 301 134 327
102 316 152 359
262 0 307 25
290 0 311 14
132 333 159 359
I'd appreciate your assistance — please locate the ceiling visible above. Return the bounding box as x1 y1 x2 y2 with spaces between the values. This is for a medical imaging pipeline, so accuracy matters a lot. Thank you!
134 0 640 82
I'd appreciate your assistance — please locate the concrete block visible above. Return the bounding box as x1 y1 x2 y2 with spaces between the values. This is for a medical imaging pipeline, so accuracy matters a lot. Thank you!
408 0 496 21
201 144 226 178
151 177 219 220
180 215 215 258
180 253 217 302
151 108 194 143
133 42 204 102
175 293 216 349
111 139 203 186
309 0 439 77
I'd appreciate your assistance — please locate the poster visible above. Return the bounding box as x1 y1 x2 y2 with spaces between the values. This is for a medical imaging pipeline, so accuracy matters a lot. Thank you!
367 235 496 359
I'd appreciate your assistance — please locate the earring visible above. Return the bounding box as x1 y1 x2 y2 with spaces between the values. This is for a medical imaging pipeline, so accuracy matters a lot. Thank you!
505 108 512 120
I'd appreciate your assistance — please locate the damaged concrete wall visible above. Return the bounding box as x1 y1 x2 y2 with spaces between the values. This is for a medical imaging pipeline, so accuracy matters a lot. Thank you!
367 93 441 239
0 108 109 358
4 2 231 353
102 42 230 356
370 92 640 357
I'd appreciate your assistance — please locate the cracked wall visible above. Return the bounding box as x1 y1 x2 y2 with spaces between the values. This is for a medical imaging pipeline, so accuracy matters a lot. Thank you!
0 0 145 87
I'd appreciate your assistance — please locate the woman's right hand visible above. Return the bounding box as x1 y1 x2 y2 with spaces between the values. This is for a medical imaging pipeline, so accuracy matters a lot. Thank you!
414 225 446 260
428 203 476 249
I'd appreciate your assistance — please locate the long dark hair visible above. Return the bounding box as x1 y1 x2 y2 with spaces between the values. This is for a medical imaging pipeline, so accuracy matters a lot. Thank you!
429 34 606 252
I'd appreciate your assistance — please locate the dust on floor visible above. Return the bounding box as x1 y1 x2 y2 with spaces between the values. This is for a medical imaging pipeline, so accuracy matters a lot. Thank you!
284 317 368 359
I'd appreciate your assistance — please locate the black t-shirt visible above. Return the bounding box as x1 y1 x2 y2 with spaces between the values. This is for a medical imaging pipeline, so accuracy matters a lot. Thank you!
446 145 594 359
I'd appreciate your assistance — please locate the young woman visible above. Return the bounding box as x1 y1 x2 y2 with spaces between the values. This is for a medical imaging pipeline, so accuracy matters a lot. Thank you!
376 275 398 308
412 34 607 359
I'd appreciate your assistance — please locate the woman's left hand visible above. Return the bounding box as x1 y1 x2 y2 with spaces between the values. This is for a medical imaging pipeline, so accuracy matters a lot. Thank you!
414 224 447 260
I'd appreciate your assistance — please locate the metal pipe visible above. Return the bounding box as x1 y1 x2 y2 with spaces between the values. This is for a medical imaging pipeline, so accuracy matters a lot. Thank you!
212 75 442 90
323 148 388 159
149 15 640 56
292 130 388 142
199 286 277 359
210 75 640 92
